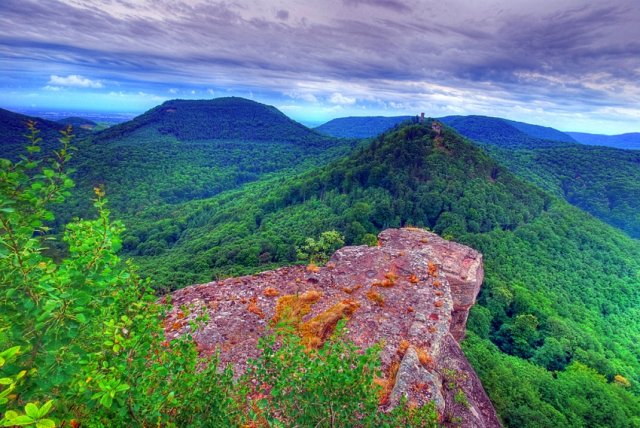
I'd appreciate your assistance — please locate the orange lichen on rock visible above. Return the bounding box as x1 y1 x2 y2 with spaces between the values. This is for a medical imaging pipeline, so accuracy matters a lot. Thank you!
428 261 438 277
272 290 323 327
342 284 362 294
247 297 265 319
397 339 410 356
300 299 360 349
373 271 397 288
306 263 320 273
417 348 433 367
433 280 441 288
408 274 419 284
377 360 401 406
366 289 385 307
169 320 185 331
263 287 280 298
434 300 444 308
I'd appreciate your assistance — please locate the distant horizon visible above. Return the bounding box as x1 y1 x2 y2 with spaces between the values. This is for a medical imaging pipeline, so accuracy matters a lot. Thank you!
4 98 638 137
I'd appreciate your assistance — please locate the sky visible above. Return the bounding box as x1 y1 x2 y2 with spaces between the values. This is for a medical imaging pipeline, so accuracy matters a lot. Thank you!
1 0 639 133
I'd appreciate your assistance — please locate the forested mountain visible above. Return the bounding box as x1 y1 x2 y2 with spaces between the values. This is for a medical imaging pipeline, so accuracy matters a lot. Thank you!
0 108 90 159
438 115 570 149
96 97 328 143
113 120 640 426
500 119 577 143
12 99 359 227
567 131 640 150
315 115 411 138
316 113 640 238
315 114 577 144
439 116 640 238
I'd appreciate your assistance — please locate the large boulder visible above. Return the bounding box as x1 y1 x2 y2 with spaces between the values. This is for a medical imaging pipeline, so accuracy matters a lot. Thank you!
165 228 500 427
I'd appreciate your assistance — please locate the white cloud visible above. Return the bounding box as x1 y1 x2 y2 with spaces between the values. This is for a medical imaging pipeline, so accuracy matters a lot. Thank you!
207 89 215 95
286 90 318 103
48 74 103 88
168 88 178 94
43 85 61 91
329 92 356 105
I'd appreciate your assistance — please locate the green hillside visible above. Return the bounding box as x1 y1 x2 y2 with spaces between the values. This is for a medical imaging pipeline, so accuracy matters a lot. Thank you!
17 99 358 226
97 97 328 143
568 131 640 150
114 121 640 426
315 115 412 138
439 115 569 149
0 108 90 160
502 118 577 143
440 116 640 238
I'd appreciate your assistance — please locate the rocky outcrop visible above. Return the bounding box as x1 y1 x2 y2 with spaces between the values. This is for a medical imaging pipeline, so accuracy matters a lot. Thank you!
165 228 500 427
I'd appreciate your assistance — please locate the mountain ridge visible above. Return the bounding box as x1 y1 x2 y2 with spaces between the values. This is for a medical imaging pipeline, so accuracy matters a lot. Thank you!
567 131 640 150
315 115 413 138
0 108 91 160
95 97 329 144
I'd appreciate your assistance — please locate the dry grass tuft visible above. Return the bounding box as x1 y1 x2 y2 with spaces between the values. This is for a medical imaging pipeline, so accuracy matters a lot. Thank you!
366 289 385 307
263 287 280 298
272 290 323 327
247 297 265 319
300 299 360 349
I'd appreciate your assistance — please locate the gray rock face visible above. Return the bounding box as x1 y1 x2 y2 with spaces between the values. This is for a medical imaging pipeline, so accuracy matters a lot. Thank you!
165 228 500 427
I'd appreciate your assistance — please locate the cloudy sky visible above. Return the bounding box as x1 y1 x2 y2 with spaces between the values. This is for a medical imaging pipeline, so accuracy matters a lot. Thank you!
1 0 639 133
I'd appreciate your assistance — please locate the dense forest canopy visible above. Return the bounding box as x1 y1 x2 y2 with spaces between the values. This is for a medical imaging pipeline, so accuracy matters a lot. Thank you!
1 101 639 427
438 116 640 239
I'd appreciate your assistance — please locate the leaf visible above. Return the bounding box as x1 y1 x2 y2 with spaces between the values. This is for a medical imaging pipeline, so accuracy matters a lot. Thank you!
39 400 54 417
99 394 113 409
0 378 13 385
25 402 39 418
9 414 35 425
36 420 56 428
4 410 18 419
1 346 21 359
115 383 129 392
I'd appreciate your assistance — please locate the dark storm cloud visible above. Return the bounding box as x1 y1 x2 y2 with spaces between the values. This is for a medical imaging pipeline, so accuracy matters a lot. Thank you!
0 0 639 132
